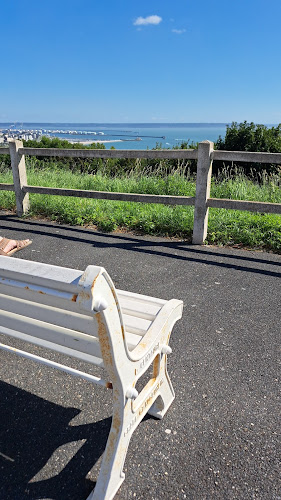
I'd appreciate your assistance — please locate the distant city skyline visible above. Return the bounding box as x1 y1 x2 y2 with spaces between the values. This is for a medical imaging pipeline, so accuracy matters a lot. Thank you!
1 0 281 124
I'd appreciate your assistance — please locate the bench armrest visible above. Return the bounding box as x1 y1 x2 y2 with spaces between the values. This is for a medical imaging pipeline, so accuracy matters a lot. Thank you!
128 299 183 362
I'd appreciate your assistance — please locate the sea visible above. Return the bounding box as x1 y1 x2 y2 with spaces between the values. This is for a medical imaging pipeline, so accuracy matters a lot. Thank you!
0 123 228 150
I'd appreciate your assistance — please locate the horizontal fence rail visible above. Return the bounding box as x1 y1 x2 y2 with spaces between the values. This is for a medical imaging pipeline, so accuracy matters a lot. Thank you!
24 185 196 206
208 198 281 214
0 140 280 244
212 150 281 164
18 147 198 160
0 148 10 155
0 183 14 191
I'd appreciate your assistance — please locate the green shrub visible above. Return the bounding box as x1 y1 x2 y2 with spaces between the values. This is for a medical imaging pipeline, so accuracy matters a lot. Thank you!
215 121 281 175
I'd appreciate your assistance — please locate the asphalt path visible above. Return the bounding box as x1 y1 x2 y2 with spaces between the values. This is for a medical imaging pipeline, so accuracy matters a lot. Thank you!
0 212 280 500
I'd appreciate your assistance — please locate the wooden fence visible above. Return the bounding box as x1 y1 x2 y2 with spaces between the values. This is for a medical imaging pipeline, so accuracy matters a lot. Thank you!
0 140 280 244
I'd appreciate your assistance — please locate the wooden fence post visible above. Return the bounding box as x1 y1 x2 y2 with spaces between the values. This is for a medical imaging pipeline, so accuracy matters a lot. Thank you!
192 140 213 244
9 140 30 216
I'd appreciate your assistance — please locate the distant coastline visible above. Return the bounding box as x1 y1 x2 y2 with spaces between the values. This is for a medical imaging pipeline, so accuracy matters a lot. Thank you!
0 122 230 150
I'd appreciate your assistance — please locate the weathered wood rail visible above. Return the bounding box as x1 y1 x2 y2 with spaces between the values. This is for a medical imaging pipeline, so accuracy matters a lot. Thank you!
0 140 280 244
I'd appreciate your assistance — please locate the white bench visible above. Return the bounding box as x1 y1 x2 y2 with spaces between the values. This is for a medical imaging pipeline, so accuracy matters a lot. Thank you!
0 255 183 500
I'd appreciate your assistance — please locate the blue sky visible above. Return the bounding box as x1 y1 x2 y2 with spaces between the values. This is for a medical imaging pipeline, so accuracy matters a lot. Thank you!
1 0 281 123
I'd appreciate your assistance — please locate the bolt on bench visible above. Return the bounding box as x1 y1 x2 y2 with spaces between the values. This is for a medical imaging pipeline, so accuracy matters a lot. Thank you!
0 256 183 500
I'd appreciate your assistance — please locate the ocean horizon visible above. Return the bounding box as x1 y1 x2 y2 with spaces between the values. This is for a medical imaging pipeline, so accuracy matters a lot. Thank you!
0 122 230 150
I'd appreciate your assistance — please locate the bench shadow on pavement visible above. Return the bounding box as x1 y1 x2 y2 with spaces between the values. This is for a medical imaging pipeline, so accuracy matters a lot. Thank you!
0 380 111 500
0 216 280 278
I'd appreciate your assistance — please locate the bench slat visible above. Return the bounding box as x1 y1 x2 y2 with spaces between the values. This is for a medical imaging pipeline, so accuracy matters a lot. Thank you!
118 290 166 324
123 314 152 336
0 256 83 292
0 308 103 359
0 326 105 366
0 292 95 333
120 299 161 321
117 289 166 306
0 279 84 314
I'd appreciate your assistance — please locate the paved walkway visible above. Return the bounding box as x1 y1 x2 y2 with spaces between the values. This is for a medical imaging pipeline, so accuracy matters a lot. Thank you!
0 212 280 500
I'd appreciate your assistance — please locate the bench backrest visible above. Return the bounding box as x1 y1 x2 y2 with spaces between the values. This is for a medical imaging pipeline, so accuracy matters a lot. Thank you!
0 256 126 368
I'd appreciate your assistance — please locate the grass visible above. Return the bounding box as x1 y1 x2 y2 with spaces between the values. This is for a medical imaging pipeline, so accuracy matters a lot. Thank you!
0 161 280 252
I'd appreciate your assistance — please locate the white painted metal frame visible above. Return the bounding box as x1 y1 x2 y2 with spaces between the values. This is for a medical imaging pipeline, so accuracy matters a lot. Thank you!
0 256 183 500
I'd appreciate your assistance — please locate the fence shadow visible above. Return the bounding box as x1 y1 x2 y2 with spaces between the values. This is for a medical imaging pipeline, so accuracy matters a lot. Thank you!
0 381 111 500
0 214 280 278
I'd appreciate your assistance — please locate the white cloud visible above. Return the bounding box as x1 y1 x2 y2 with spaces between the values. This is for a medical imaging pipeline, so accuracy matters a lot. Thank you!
172 28 186 34
133 15 162 26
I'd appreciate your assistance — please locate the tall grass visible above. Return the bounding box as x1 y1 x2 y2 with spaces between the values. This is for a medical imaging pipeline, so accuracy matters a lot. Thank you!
0 160 280 252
